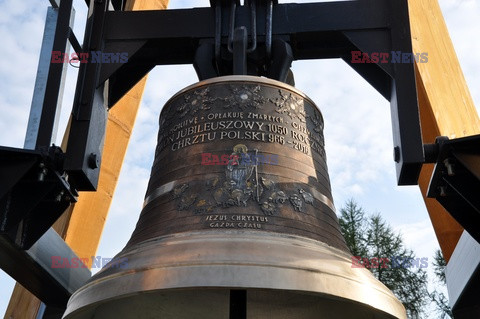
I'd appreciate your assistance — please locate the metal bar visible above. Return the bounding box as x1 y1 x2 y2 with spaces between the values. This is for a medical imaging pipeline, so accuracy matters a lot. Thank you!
68 27 83 54
214 0 221 71
100 0 389 80
49 0 60 9
64 0 109 190
232 27 247 75
426 135 480 243
104 1 388 42
439 173 480 243
25 7 61 149
246 0 257 53
36 303 47 319
229 290 247 319
35 0 74 149
227 1 237 53
193 43 218 81
53 7 76 142
111 0 124 11
266 39 293 82
0 228 91 307
388 0 424 184
265 0 272 59
446 231 480 317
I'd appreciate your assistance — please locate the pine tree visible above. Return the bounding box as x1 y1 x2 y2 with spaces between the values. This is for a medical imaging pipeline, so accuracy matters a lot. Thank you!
429 249 453 319
338 199 429 318
338 200 367 257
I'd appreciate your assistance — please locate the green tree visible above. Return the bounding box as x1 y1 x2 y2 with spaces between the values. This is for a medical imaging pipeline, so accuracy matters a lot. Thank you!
338 200 367 257
429 249 453 319
339 199 429 318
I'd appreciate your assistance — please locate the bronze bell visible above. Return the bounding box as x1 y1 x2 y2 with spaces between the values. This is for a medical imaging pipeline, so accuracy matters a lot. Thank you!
63 76 406 319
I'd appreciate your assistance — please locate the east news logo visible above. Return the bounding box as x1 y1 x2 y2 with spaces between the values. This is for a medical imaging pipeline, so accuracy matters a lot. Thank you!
51 51 129 64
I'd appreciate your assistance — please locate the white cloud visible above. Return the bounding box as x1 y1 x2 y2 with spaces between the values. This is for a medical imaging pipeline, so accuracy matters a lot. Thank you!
395 219 439 258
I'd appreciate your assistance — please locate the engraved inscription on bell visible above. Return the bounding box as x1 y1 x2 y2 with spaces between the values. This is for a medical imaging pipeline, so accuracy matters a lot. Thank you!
131 77 347 252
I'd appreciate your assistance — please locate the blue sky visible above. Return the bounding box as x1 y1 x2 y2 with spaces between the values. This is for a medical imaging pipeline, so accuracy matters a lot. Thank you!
1 0 479 315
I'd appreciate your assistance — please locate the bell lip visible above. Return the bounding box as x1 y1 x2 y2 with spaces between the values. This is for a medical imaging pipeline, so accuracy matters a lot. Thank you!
160 75 324 122
63 230 406 319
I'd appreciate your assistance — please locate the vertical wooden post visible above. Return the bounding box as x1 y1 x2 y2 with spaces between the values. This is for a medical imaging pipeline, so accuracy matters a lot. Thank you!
408 0 480 261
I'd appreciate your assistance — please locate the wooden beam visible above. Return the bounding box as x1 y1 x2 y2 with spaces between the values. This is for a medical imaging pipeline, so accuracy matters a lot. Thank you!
408 0 480 261
4 1 169 318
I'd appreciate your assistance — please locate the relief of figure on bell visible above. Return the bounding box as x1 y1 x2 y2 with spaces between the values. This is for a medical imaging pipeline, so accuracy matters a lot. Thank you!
226 144 254 190
174 142 290 215
170 146 315 222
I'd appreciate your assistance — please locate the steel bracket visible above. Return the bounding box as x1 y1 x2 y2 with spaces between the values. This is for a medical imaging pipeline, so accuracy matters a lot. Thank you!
426 135 480 244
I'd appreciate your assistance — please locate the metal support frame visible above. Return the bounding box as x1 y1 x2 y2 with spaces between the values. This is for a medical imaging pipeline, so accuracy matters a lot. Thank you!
99 0 424 185
0 0 81 250
20 0 428 197
0 146 78 249
1 0 101 311
25 6 73 149
426 135 480 244
445 231 480 318
229 290 247 319
0 226 91 307
63 0 110 191
35 0 75 149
